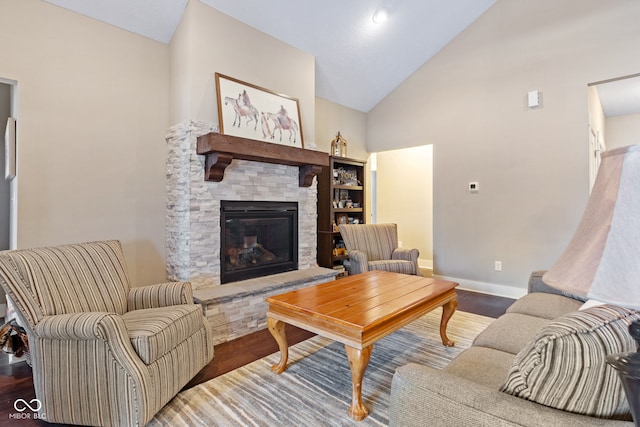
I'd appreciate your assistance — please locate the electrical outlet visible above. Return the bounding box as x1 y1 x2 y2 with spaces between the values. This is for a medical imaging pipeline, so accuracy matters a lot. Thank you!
494 261 502 272
398 241 403 248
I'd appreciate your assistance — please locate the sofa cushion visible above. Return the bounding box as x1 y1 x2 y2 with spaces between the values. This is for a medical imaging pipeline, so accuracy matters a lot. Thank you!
473 313 550 355
507 292 582 319
445 346 515 390
123 304 204 364
500 305 639 419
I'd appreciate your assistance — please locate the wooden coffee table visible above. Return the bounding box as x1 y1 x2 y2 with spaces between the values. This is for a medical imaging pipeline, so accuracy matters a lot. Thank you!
266 270 458 421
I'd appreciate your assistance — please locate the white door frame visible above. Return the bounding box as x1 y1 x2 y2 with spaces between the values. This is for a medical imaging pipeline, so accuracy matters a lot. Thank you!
1 77 18 250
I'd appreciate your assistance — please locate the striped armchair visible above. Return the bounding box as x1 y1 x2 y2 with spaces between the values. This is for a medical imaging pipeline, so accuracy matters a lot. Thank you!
0 240 214 426
339 223 422 276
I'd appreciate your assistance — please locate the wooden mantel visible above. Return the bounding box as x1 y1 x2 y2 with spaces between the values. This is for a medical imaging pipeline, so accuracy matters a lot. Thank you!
196 132 329 187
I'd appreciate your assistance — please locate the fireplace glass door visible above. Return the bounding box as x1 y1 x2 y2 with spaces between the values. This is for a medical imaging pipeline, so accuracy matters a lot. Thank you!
221 201 298 283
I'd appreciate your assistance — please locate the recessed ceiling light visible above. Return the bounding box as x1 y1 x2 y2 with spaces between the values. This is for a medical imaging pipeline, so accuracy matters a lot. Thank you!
372 7 390 24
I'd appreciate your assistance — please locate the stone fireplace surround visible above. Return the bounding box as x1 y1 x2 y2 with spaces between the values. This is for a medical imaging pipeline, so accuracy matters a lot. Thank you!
165 120 337 345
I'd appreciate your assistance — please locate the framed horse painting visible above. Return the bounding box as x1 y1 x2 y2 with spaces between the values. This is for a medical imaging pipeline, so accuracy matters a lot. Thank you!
215 73 304 148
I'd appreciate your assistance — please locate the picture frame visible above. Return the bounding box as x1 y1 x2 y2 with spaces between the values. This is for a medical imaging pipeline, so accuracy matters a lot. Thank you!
335 167 359 186
215 73 304 148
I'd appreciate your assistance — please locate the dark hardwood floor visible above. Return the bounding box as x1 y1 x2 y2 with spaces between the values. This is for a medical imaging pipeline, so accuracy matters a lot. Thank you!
456 288 515 319
0 289 514 426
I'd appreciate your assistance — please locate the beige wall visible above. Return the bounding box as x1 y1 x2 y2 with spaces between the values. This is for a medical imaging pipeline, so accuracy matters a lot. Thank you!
315 97 368 160
376 146 433 268
315 97 373 221
6 0 639 297
606 113 640 150
0 0 170 285
0 0 317 287
367 0 640 296
170 1 316 147
315 98 433 265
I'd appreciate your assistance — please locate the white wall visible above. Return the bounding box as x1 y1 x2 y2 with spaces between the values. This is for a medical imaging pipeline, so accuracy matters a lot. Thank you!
606 113 640 150
0 0 170 285
367 0 640 296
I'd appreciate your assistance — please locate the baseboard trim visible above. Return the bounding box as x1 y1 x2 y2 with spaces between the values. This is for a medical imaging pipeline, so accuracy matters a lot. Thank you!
418 258 433 269
434 275 527 300
419 259 433 277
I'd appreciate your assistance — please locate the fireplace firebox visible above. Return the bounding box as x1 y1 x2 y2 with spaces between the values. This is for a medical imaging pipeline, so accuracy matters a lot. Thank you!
220 201 298 283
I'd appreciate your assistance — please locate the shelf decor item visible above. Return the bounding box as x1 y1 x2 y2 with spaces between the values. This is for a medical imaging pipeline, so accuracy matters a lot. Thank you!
330 132 348 157
215 73 303 147
336 167 358 186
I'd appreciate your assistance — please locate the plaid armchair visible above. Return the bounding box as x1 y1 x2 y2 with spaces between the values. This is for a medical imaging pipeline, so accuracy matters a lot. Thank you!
0 240 214 426
339 223 422 276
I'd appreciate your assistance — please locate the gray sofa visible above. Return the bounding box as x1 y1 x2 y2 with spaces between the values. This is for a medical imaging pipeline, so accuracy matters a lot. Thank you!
389 271 635 426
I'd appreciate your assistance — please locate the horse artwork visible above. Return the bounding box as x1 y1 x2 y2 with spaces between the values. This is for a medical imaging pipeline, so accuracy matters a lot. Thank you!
260 112 273 139
263 106 299 144
216 73 304 148
224 91 260 130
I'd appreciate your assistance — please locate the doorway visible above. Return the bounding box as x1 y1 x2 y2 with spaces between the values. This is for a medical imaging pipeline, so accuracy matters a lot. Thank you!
371 145 433 274
588 73 640 192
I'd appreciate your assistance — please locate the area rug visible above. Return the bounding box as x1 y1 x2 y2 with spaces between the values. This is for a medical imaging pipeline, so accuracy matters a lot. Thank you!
149 309 493 427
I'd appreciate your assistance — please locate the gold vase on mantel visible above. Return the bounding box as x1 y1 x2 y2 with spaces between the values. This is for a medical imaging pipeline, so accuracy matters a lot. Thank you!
330 132 348 158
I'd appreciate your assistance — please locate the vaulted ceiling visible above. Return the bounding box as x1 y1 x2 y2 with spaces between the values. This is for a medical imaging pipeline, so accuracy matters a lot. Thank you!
42 0 638 115
43 0 496 112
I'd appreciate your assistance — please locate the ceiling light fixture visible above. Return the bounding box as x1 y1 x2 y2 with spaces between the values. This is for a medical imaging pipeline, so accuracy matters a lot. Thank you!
372 7 390 24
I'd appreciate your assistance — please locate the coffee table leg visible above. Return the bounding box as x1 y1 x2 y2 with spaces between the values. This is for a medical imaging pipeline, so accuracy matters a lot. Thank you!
345 344 373 421
267 317 288 374
440 298 457 347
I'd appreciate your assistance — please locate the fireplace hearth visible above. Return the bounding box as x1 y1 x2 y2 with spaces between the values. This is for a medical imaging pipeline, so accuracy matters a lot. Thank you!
221 200 298 283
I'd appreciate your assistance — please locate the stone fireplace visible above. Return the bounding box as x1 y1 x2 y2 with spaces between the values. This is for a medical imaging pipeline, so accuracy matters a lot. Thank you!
165 120 337 344
165 120 321 288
